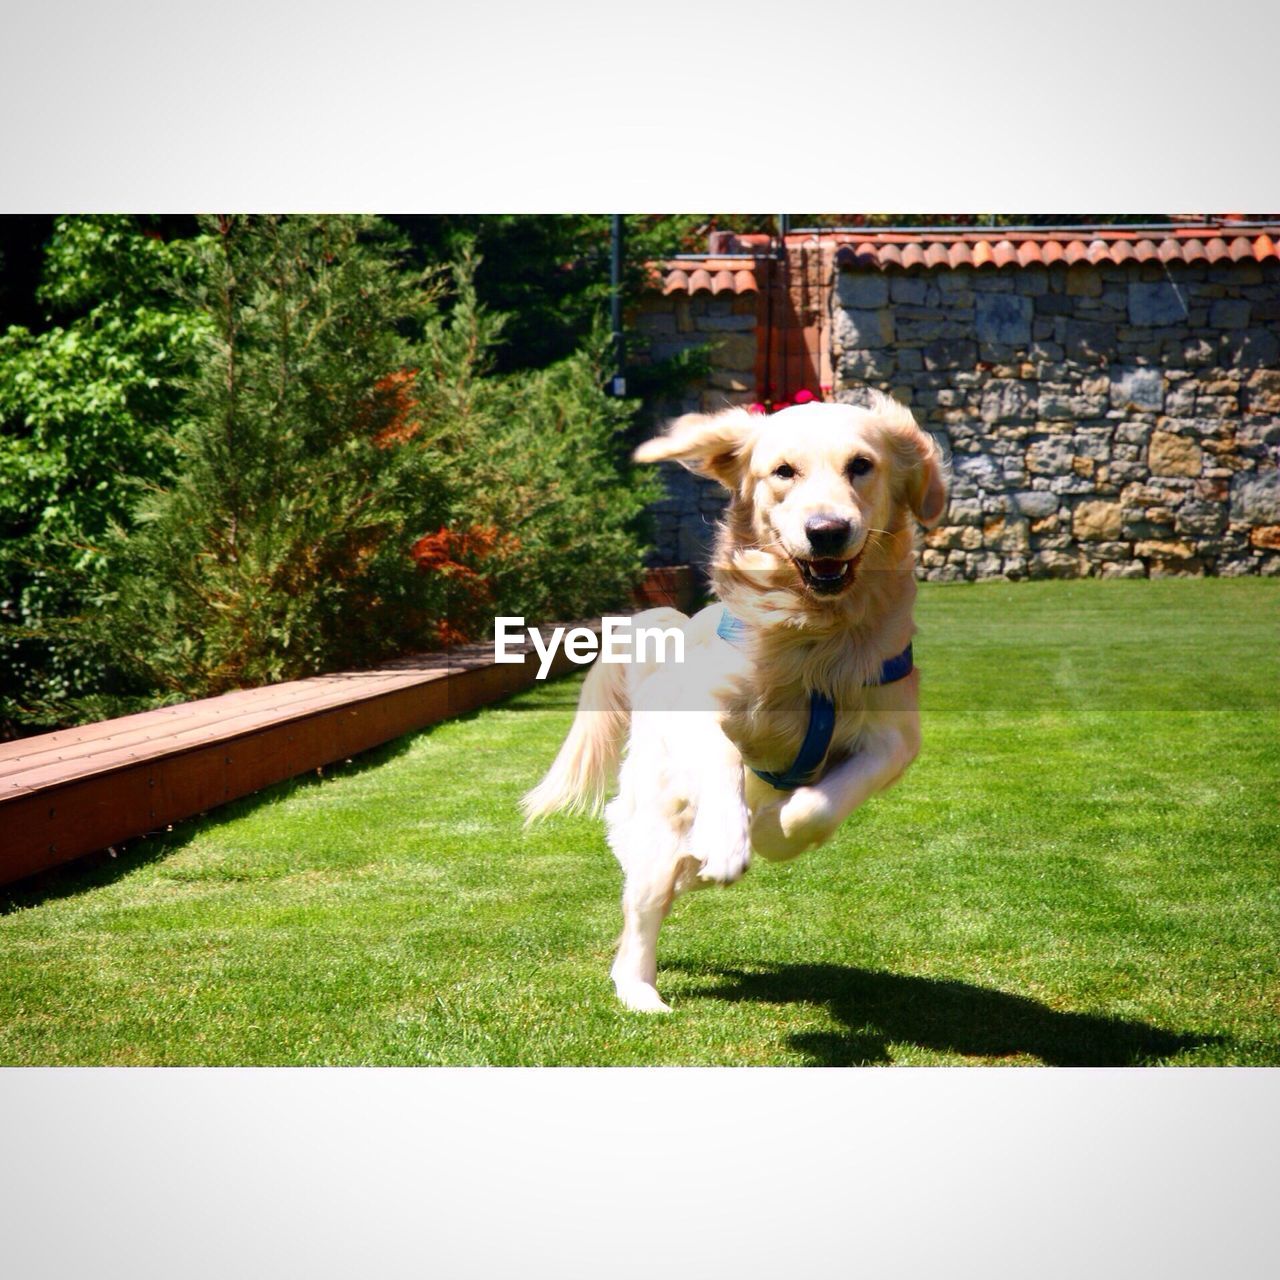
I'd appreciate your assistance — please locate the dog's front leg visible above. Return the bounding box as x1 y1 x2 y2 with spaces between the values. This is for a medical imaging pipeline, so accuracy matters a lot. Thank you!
688 723 751 885
750 716 921 861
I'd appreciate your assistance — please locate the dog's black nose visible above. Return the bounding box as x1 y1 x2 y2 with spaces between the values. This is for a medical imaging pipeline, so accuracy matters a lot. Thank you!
804 515 852 557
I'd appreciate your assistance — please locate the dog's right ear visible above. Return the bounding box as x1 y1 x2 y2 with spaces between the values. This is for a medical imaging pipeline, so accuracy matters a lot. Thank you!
633 406 757 490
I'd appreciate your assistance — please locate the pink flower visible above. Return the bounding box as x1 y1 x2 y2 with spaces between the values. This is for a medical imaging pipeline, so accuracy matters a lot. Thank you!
793 389 815 404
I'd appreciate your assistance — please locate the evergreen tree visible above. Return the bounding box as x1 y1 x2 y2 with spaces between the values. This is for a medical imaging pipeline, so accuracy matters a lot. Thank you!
100 218 656 701
2 215 658 727
391 214 712 374
101 215 455 696
409 253 658 635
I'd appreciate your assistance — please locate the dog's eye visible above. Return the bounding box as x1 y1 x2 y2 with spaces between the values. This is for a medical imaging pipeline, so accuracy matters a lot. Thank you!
773 463 796 480
847 456 874 479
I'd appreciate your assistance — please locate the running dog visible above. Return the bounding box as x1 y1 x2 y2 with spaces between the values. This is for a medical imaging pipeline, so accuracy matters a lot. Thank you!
522 394 947 1011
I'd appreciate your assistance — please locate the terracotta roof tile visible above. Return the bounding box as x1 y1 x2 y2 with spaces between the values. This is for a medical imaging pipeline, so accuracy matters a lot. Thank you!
651 223 1280 292
651 256 760 295
920 242 946 269
824 225 1280 272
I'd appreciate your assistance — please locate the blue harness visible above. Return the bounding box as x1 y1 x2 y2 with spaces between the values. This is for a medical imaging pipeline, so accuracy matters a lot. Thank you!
715 608 914 791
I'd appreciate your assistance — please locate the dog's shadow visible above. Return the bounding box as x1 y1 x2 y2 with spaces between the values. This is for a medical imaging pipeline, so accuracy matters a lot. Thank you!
680 963 1218 1066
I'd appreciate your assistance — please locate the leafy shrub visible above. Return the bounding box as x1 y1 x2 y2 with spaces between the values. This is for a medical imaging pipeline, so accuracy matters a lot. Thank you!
77 218 654 709
2 215 657 726
409 259 658 634
0 217 204 731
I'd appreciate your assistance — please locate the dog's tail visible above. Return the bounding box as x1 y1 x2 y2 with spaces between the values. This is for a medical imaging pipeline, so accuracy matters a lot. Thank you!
521 655 631 823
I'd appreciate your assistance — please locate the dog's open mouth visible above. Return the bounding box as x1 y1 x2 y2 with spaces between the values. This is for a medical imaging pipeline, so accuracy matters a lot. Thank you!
795 551 862 595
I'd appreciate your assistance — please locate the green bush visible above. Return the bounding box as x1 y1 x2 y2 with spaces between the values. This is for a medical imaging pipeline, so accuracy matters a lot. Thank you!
410 256 658 635
98 215 456 696
0 215 657 724
0 217 204 731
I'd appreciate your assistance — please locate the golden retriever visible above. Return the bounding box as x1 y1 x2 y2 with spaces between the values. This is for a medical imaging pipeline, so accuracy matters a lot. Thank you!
522 394 947 1011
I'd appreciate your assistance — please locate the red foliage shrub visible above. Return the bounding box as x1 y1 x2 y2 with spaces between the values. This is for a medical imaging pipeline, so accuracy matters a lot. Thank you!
410 524 523 645
368 368 421 447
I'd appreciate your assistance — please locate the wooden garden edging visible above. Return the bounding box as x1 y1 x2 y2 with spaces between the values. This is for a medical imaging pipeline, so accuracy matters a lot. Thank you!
0 568 698 890
0 636 578 888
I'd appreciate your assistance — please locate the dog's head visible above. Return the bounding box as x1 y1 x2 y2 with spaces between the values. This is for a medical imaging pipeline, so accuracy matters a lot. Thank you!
635 394 947 606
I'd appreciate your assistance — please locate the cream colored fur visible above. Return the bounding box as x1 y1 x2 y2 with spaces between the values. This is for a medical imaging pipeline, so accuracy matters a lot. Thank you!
523 395 947 1012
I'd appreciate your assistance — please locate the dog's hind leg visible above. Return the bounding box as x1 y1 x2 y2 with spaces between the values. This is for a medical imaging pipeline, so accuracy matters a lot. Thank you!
613 870 678 1013
606 796 689 1013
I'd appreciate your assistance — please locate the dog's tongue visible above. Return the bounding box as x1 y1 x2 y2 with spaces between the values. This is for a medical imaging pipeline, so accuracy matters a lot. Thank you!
810 558 845 578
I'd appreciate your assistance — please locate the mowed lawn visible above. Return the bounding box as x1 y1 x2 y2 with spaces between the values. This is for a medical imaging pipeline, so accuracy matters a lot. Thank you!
2 579 1277 1066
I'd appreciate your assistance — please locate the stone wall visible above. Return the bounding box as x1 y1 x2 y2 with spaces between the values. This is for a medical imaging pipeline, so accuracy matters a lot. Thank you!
636 257 1280 580
833 260 1280 580
634 290 755 568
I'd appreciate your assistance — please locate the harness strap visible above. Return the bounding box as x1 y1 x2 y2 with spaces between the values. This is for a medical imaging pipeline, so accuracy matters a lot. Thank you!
715 607 914 791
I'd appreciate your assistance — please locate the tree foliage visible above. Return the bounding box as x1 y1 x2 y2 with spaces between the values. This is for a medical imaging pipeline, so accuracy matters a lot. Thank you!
412 259 657 634
98 215 455 696
0 217 205 730
0 215 656 728
391 214 708 373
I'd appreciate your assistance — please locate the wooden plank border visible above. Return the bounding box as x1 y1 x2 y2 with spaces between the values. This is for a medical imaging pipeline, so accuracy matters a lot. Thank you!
1 570 700 889
0 640 584 889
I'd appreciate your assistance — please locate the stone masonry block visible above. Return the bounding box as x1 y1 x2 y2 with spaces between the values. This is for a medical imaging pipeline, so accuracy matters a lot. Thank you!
975 293 1033 346
1110 366 1165 411
1244 369 1280 413
891 276 928 305
1072 500 1124 541
837 273 890 309
711 332 756 371
1209 299 1251 329
1230 471 1280 523
1064 319 1117 364
1025 437 1076 476
1148 431 1203 478
1223 329 1280 368
1128 281 1190 326
980 379 1036 424
835 306 894 349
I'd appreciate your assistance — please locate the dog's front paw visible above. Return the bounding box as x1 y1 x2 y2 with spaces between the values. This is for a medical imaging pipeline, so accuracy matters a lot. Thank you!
750 805 803 861
695 840 751 885
689 804 752 885
780 787 837 846
750 788 836 861
614 981 672 1013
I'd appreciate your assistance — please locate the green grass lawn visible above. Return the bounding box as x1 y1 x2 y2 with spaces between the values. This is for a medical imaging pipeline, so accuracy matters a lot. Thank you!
2 579 1277 1066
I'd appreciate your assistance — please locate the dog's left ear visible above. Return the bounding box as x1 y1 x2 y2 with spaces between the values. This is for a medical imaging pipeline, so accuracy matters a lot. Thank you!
873 394 948 527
